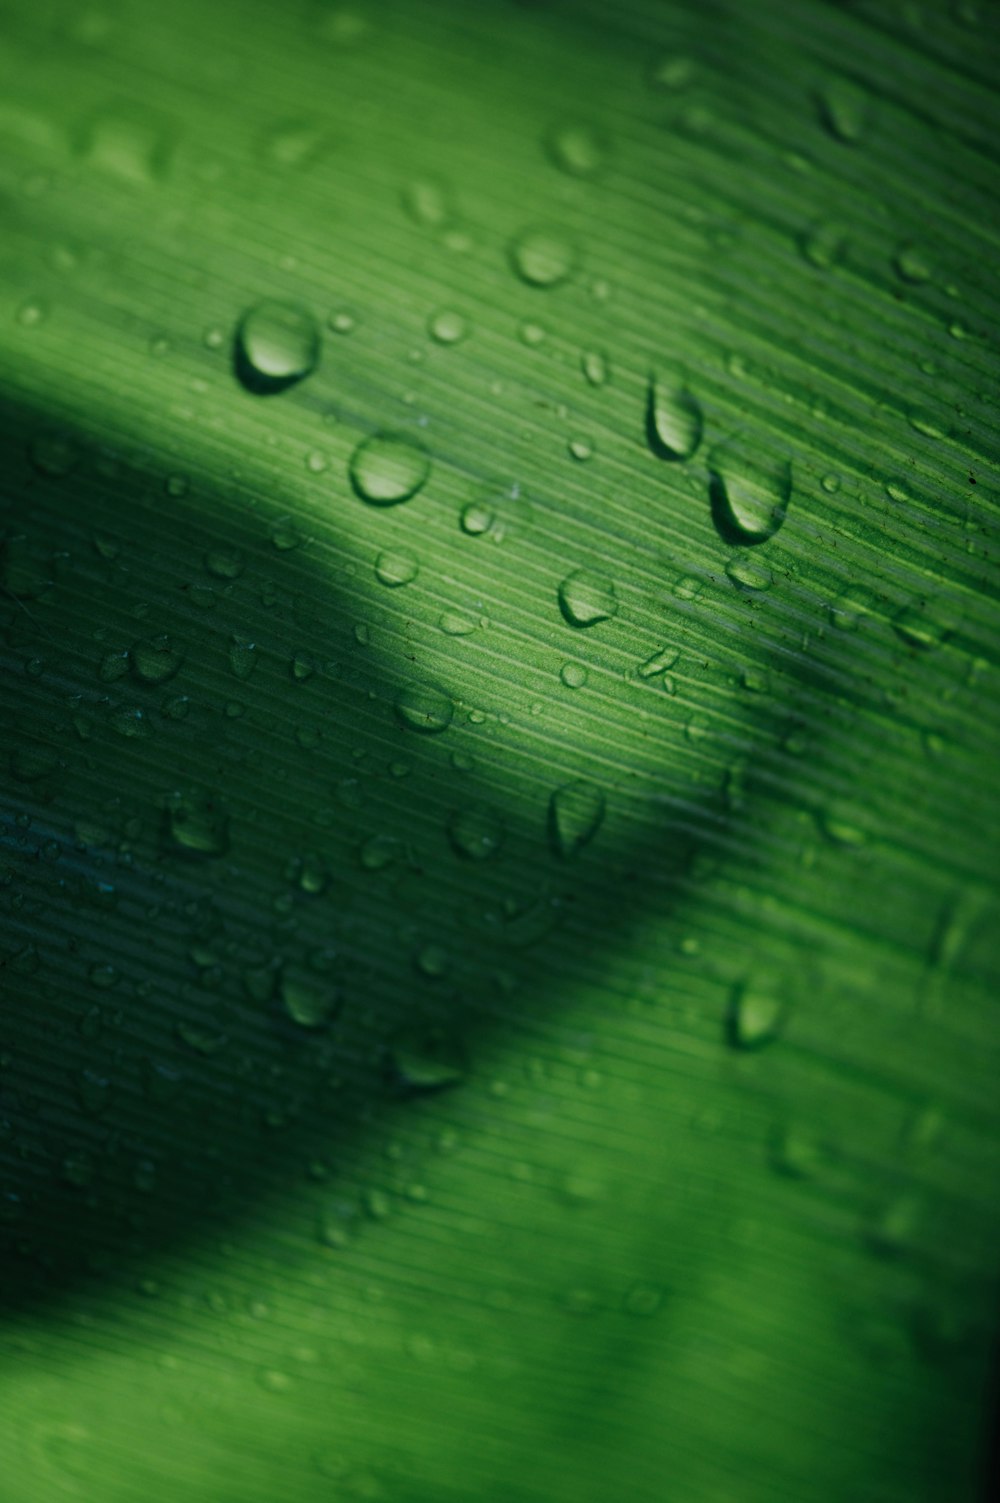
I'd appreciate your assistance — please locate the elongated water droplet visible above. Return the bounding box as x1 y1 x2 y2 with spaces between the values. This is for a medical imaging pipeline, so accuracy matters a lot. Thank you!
709 440 791 543
646 367 702 461
350 432 430 505
234 301 319 393
549 779 605 858
726 552 773 591
448 805 504 861
894 243 932 284
510 228 577 288
637 645 679 679
818 76 869 143
131 636 184 684
727 980 786 1049
801 220 847 269
893 599 956 650
395 680 453 733
558 569 618 628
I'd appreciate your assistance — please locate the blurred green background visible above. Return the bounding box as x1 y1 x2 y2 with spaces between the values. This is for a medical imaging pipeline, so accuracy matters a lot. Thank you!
0 1 998 1499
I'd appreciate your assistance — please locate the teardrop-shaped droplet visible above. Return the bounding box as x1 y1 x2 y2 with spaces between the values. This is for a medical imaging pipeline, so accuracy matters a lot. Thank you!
395 680 453 733
709 441 791 544
234 300 319 394
545 120 607 178
510 228 577 288
818 76 869 144
448 805 504 861
280 972 337 1028
549 779 605 858
350 432 430 505
558 569 618 628
646 368 702 461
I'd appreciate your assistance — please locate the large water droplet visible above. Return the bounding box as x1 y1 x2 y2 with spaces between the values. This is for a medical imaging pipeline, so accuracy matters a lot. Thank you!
558 569 618 628
448 805 504 861
234 300 319 394
350 432 430 505
549 779 605 858
709 440 791 543
131 636 184 684
510 228 577 288
395 681 453 733
646 367 702 461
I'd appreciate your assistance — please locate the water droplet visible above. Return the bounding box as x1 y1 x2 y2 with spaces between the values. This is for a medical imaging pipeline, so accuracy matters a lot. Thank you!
395 680 453 733
727 981 786 1049
81 105 169 183
448 805 504 861
769 1121 823 1178
622 1283 663 1317
829 584 875 631
820 802 868 846
228 635 257 680
549 779 605 858
519 320 546 346
581 349 608 386
388 1026 466 1094
818 76 869 143
460 502 494 536
17 297 48 327
88 962 119 990
350 432 430 505
162 788 229 857
438 610 477 637
907 407 947 440
893 600 955 650
234 300 319 394
649 54 694 91
545 120 607 177
568 437 593 462
801 220 847 269
428 309 468 345
894 243 932 284
637 645 679 679
328 309 355 334
131 636 183 684
98 649 129 683
374 548 419 587
175 1020 228 1055
109 704 151 738
204 546 245 579
359 833 402 871
558 569 618 628
510 227 577 288
646 367 702 461
280 971 337 1028
560 662 587 689
709 441 791 543
402 175 451 227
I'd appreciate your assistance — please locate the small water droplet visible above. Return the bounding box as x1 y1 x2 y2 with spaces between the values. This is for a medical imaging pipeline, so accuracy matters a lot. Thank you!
228 635 257 680
374 549 419 587
438 610 477 637
81 105 169 183
829 584 874 631
395 681 453 733
402 175 451 227
893 599 956 650
549 779 605 858
350 432 430 505
519 319 547 346
727 980 786 1049
510 227 577 288
907 407 947 440
428 309 468 345
234 300 319 394
388 1026 466 1094
328 309 355 334
175 1020 228 1055
820 801 868 846
646 367 702 461
359 833 402 871
894 243 932 284
818 75 869 143
801 220 847 269
581 349 608 386
558 569 618 628
448 805 504 861
709 440 791 543
560 662 587 689
649 54 694 91
28 430 80 478
204 546 245 579
460 502 494 536
637 645 679 679
545 120 607 177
